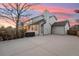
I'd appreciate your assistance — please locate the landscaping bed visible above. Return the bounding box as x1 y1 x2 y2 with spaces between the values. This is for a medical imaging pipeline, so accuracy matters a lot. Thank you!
67 30 79 37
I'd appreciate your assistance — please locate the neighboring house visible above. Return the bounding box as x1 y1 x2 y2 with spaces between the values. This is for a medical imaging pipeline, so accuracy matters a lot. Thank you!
51 20 70 35
70 25 79 30
24 10 57 35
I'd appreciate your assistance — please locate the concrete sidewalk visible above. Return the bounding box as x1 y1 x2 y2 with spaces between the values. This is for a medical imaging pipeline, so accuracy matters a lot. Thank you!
0 35 79 56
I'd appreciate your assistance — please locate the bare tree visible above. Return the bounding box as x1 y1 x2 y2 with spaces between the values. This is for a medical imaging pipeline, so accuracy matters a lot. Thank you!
0 3 37 38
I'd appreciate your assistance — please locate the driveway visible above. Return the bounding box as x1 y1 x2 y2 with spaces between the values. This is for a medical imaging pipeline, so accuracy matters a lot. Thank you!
0 35 79 56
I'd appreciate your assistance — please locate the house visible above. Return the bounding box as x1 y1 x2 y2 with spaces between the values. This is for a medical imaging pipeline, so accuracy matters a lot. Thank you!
24 10 70 36
24 10 57 36
70 25 79 30
51 20 70 35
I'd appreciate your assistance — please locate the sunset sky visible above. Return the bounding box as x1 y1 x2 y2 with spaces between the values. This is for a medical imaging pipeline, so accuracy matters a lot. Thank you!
0 3 79 27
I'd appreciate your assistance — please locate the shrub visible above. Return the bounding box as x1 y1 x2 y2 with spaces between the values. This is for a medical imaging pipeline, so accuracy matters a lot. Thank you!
0 26 26 41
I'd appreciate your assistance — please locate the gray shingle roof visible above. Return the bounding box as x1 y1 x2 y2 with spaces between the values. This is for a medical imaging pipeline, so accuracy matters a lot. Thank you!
52 20 69 26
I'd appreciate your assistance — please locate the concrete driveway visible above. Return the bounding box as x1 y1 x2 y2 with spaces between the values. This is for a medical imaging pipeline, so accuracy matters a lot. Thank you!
0 35 79 56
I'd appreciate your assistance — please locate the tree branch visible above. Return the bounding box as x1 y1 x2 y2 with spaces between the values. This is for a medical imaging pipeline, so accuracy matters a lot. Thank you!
0 14 15 23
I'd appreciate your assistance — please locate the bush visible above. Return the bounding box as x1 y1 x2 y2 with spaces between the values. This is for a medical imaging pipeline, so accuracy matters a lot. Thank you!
0 31 8 41
0 26 25 41
77 31 79 37
67 30 77 35
18 29 25 38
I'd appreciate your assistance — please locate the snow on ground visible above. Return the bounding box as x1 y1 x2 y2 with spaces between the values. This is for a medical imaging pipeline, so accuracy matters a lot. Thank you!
0 35 79 56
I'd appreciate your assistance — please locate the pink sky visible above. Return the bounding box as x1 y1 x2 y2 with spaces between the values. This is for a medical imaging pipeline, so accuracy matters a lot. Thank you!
0 3 79 27
31 5 75 14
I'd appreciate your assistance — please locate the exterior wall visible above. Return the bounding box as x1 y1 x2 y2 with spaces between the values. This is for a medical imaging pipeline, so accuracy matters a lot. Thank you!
43 17 56 35
35 25 40 36
52 26 65 35
44 23 51 35
43 10 57 35
27 21 45 36
38 21 45 36
25 24 39 36
65 23 70 34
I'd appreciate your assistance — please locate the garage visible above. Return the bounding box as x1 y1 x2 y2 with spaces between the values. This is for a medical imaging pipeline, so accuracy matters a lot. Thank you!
51 21 70 35
52 26 65 35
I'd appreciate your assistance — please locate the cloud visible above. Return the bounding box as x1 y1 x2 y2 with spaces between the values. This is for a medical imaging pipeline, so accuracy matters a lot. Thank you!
0 4 78 27
31 5 75 14
31 4 76 20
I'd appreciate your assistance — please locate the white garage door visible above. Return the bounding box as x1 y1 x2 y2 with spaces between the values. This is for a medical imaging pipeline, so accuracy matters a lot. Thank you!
52 26 65 35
